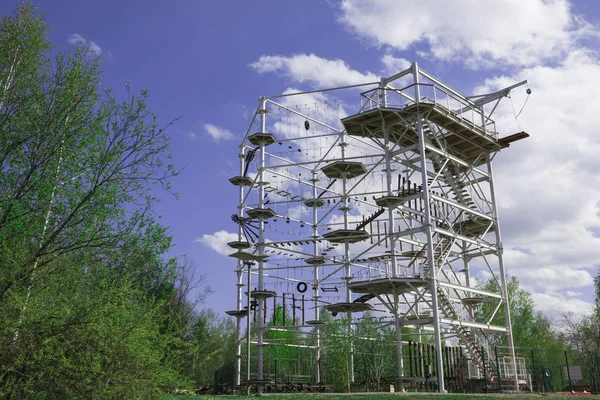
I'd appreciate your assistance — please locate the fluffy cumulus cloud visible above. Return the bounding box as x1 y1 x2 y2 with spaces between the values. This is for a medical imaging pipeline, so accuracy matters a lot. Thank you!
67 33 102 55
249 53 412 88
338 0 595 68
380 53 410 75
195 230 238 256
531 293 594 318
204 123 235 142
473 49 600 311
566 291 582 297
249 53 378 87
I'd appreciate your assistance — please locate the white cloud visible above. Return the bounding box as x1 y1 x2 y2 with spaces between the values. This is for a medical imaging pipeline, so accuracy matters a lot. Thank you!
249 53 377 87
88 41 102 55
475 49 600 300
506 259 595 293
204 123 235 142
195 230 238 256
380 53 410 75
67 33 102 55
187 132 197 140
67 33 85 46
531 293 594 318
338 0 596 68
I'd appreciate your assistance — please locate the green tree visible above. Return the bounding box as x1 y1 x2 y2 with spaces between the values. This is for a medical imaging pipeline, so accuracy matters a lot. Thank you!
188 309 236 386
0 1 177 335
1 223 190 398
475 276 541 351
563 312 600 392
595 268 600 315
0 3 199 398
319 310 353 391
353 313 396 390
475 276 575 391
263 305 304 382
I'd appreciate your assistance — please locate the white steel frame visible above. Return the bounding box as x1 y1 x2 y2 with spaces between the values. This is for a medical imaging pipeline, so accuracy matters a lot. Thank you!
228 62 527 393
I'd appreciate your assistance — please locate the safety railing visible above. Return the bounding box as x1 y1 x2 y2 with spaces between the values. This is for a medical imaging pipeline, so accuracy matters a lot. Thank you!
358 83 498 139
351 261 415 281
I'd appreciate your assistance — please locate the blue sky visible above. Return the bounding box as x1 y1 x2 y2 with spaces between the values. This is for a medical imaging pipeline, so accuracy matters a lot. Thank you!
3 0 600 319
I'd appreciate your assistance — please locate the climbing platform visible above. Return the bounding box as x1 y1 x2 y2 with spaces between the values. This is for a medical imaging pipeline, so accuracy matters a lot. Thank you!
325 302 373 313
320 161 367 179
322 229 369 243
226 309 249 317
227 240 251 250
248 132 277 146
246 207 277 220
229 176 254 186
228 251 268 262
348 277 429 295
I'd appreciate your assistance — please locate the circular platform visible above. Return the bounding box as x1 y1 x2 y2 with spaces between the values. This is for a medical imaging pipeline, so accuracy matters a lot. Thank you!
375 195 406 208
305 256 327 265
226 309 249 317
227 240 251 250
228 176 254 187
228 251 269 261
321 161 367 179
303 198 326 208
246 207 277 220
247 290 277 299
305 319 327 326
325 302 373 313
248 132 277 146
322 229 369 244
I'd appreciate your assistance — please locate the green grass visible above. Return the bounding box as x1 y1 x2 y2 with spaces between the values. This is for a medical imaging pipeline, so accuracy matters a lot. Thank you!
162 393 600 400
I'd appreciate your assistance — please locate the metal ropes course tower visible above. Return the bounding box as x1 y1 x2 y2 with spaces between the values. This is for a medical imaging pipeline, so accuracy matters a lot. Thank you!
226 62 530 393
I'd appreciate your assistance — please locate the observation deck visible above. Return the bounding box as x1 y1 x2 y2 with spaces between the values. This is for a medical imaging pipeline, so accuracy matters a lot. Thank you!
342 84 504 166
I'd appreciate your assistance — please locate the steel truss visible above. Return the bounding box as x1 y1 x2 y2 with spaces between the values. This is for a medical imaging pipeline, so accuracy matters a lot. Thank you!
227 62 529 393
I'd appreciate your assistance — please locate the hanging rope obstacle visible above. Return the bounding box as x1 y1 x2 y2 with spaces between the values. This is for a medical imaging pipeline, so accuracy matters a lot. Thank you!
231 214 260 244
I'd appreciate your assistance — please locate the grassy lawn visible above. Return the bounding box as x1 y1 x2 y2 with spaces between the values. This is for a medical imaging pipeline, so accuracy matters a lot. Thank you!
162 393 600 400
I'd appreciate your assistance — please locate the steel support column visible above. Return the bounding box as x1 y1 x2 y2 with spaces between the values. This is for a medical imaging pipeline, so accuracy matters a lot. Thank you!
413 61 446 392
256 97 267 393
235 148 246 386
311 172 321 384
340 132 355 386
487 155 519 391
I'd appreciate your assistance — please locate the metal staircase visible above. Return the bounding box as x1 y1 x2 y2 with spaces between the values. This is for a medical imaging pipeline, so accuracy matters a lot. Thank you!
436 286 497 383
433 236 454 263
424 129 499 384
428 137 494 240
